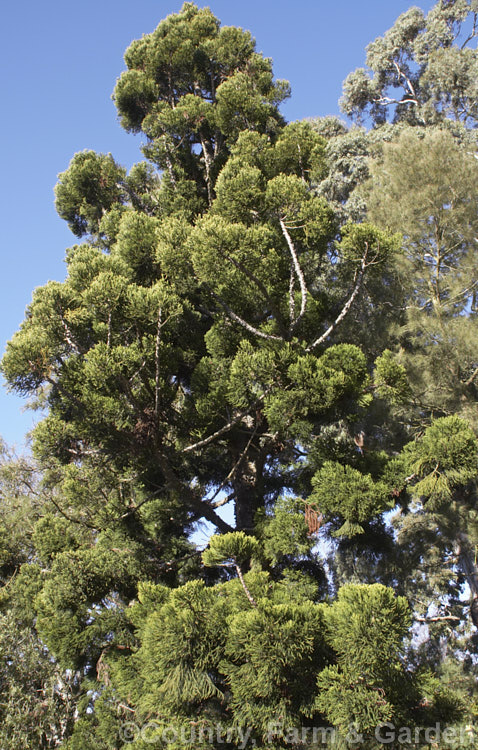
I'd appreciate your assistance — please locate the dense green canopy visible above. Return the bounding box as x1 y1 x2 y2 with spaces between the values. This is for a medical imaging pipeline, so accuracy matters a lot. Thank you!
2 2 478 747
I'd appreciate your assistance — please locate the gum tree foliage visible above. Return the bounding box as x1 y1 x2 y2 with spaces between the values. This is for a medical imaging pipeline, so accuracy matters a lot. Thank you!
341 0 478 127
1 3 476 747
313 0 478 227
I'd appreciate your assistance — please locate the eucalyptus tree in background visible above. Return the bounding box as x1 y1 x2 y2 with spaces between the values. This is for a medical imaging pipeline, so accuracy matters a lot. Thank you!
341 0 478 127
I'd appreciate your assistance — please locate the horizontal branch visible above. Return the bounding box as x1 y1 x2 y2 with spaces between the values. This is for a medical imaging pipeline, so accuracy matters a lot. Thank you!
414 615 460 624
374 95 419 107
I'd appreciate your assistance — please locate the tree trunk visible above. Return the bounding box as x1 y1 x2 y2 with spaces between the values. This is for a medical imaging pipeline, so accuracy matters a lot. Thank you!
233 457 259 532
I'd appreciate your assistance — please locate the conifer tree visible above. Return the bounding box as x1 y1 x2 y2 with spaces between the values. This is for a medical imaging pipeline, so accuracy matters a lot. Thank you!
2 2 477 746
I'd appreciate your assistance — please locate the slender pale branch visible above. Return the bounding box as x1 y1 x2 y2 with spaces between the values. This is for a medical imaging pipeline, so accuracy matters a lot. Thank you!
183 392 269 454
60 317 84 355
199 131 214 206
392 60 417 99
107 311 112 348
155 306 162 417
235 563 257 606
280 218 308 329
221 251 286 337
415 615 460 624
209 289 283 342
161 136 177 188
212 491 235 509
289 262 296 323
465 366 478 387
306 252 367 352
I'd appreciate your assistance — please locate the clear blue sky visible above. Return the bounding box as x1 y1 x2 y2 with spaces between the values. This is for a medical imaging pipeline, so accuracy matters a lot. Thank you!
0 0 435 449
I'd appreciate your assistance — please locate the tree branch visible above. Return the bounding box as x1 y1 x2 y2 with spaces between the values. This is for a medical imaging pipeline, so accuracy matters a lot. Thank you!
155 306 162 417
392 60 417 99
280 218 308 330
306 249 368 352
208 423 259 506
157 452 234 534
183 392 269 454
235 563 257 606
220 251 287 337
461 14 478 49
465 366 478 387
289 261 296 323
208 288 283 342
414 615 460 624
60 317 84 355
374 95 419 107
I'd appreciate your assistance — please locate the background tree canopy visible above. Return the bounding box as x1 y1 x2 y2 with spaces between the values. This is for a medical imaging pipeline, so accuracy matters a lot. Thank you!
1 1 478 747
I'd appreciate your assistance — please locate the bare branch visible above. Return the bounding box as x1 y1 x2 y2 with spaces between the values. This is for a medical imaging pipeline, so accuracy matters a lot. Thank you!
199 131 214 206
461 14 478 49
107 311 112 348
220 251 287 337
209 289 283 342
374 96 420 107
157 452 234 533
161 136 177 188
289 262 296 323
415 615 460 624
119 489 163 520
48 494 98 530
235 563 257 606
155 306 162 417
306 252 367 352
392 60 417 99
60 317 84 355
465 366 478 387
280 218 308 330
183 392 269 454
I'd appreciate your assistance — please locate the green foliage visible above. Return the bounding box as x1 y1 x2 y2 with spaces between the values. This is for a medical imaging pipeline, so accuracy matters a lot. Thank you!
0 611 77 749
316 584 412 732
362 127 478 428
113 2 289 205
311 462 392 537
261 497 313 565
4 2 478 745
374 350 411 404
405 416 478 506
223 600 329 733
202 531 261 567
55 151 127 237
341 1 478 127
